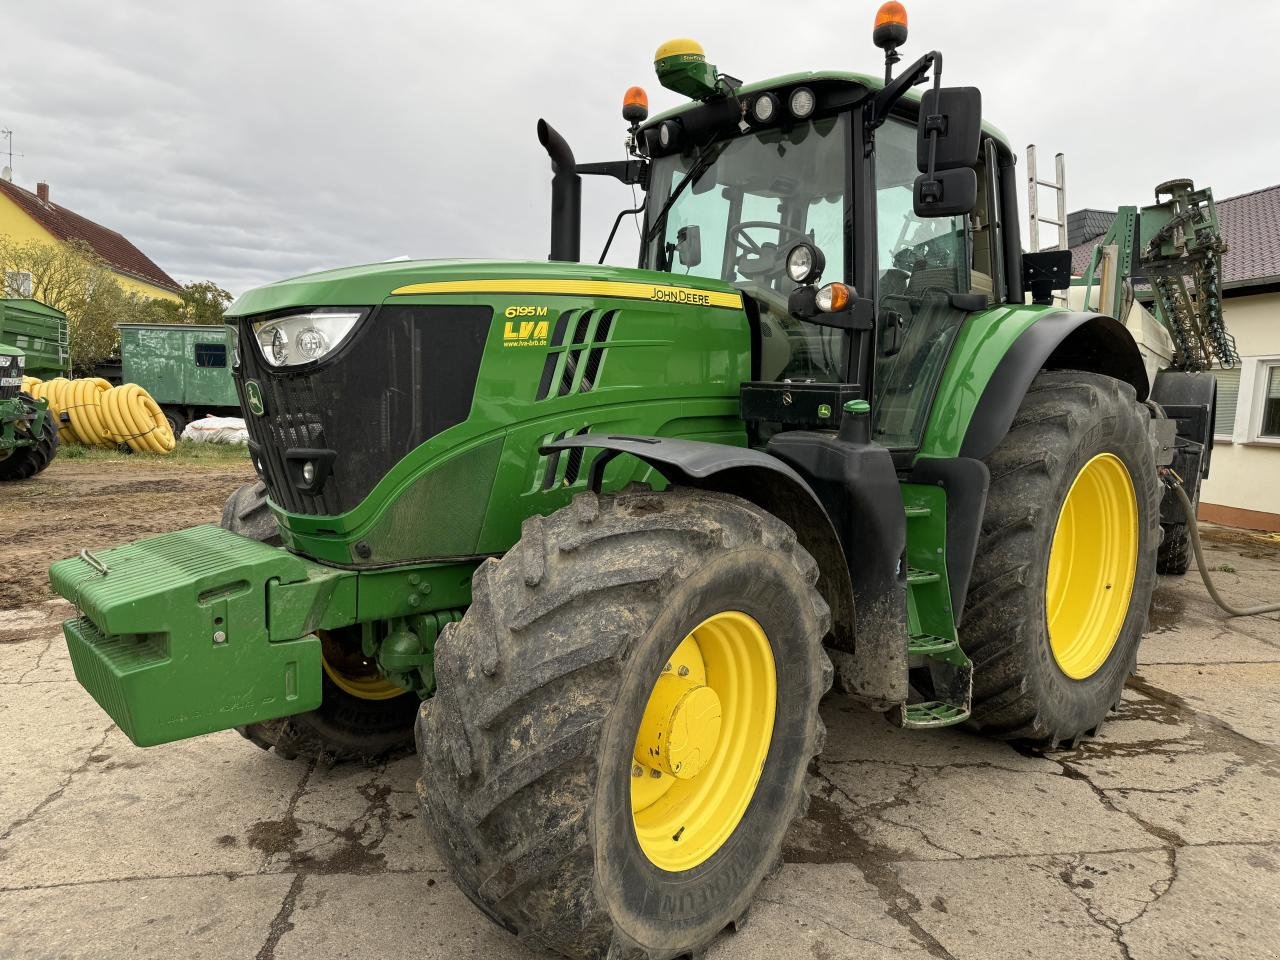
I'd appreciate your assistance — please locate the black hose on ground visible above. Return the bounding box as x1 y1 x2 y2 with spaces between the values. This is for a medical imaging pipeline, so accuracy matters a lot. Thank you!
1169 479 1280 617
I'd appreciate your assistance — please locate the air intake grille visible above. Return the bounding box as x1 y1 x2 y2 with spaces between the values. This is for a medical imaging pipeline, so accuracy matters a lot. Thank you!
534 309 617 401
540 426 593 491
236 304 491 515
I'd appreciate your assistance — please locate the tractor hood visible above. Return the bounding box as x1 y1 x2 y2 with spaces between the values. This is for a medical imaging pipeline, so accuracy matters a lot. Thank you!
227 260 744 317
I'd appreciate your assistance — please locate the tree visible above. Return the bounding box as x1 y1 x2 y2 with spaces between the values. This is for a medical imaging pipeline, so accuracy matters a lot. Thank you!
0 236 123 371
0 234 235 373
177 281 234 325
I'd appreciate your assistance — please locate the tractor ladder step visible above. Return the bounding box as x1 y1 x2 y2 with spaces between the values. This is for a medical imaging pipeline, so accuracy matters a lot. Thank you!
908 632 959 656
906 566 940 586
901 700 971 729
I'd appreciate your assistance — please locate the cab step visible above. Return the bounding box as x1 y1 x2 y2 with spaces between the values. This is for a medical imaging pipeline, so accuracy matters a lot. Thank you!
901 700 971 729
908 632 958 656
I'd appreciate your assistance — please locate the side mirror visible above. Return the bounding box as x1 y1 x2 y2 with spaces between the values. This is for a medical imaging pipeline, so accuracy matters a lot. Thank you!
912 85 981 219
916 87 982 171
913 167 977 218
676 225 702 268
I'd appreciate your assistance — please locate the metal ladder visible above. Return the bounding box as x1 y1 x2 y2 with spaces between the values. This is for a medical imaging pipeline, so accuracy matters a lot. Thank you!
1026 145 1067 252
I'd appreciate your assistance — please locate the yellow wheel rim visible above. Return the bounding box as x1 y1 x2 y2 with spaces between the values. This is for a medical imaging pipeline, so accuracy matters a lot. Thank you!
321 653 406 701
630 610 776 872
1046 453 1139 680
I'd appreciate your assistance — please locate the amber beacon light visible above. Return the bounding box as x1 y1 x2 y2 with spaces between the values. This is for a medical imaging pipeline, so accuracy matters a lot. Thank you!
622 86 649 124
873 1 909 49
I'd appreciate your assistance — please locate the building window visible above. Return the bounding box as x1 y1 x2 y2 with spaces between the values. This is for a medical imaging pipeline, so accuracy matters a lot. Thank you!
194 343 227 368
1213 367 1240 438
1262 364 1280 439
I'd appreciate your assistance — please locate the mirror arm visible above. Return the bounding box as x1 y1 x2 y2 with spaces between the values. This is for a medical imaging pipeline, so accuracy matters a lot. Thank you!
869 51 941 128
576 159 649 187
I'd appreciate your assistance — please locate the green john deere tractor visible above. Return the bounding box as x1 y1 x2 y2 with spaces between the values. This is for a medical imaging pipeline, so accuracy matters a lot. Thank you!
49 10 1219 959
0 343 58 481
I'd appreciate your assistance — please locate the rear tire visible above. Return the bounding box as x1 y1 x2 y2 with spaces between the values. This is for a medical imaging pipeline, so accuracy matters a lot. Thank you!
162 407 187 440
1156 485 1196 576
0 399 59 481
221 480 419 763
962 371 1159 745
418 487 831 960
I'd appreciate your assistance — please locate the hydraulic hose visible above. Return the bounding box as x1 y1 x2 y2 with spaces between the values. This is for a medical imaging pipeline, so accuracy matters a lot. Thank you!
1170 479 1280 617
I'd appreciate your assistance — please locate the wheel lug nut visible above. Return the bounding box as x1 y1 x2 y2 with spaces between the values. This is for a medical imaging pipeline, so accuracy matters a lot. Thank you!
649 768 662 779
632 764 643 778
677 665 690 677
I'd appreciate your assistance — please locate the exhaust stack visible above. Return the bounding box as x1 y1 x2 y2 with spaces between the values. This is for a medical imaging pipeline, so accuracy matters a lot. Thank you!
537 119 581 263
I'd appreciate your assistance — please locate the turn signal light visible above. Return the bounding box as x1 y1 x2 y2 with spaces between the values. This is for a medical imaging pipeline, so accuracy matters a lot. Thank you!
623 86 649 124
816 282 851 313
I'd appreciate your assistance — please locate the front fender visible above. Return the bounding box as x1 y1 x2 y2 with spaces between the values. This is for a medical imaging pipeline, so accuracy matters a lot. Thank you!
541 433 854 652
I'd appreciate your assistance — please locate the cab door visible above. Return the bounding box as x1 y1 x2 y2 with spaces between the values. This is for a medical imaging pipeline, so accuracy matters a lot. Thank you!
870 116 976 450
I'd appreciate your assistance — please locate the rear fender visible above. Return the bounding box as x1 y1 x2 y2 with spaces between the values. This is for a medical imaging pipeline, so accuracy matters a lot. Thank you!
541 434 855 653
959 312 1150 461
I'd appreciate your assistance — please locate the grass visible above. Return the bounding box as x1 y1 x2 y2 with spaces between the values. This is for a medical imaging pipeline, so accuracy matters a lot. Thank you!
58 439 250 464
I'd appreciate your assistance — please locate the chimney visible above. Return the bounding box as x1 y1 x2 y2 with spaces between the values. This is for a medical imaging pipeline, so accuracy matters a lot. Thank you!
35 181 49 203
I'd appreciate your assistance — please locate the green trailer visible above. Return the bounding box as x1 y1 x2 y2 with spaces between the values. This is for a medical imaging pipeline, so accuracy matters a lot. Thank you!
0 298 68 381
48 9 1227 959
118 323 240 436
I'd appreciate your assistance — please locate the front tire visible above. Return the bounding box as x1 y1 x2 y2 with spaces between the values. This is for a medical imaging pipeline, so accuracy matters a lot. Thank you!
418 487 831 960
963 371 1159 745
221 480 419 762
0 398 59 481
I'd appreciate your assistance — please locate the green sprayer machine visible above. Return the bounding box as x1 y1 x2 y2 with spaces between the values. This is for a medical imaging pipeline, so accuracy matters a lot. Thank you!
50 6 1232 957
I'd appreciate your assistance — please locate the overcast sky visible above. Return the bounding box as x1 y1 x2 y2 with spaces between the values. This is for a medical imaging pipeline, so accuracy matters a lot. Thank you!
5 1 1278 297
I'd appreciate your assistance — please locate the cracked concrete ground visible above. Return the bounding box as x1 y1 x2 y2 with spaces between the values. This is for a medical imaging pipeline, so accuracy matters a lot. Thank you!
2 527 1278 960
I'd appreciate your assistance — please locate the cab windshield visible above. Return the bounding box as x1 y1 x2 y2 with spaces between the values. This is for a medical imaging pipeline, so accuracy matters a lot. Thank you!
644 114 849 382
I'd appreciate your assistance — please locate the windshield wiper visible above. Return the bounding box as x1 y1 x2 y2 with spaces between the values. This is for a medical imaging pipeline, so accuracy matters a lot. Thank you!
644 138 732 256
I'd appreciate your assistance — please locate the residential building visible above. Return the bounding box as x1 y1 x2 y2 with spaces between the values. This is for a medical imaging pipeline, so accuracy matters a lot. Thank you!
0 176 181 302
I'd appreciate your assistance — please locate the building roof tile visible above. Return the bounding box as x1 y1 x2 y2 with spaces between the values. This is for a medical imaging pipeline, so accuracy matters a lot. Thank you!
0 178 181 294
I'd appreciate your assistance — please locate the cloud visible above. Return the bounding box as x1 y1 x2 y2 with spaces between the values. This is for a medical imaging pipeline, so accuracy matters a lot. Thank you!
6 0 1278 295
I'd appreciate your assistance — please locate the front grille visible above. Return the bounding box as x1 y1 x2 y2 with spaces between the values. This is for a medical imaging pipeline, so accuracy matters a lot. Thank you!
236 304 492 515
0 354 22 400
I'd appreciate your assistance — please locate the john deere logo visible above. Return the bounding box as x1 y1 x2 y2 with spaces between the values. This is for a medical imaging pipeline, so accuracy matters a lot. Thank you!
244 380 265 416
502 306 549 347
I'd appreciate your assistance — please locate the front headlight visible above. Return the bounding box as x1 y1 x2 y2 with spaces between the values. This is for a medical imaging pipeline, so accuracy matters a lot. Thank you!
251 309 368 368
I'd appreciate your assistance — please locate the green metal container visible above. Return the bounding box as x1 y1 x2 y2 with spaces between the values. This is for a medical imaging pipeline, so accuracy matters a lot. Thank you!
0 298 68 381
118 323 239 412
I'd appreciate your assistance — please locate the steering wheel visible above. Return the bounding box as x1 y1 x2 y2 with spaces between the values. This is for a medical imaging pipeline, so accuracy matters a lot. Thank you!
730 221 811 278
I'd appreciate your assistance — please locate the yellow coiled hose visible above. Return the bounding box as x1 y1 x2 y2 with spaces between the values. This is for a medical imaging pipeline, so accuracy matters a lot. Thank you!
21 375 42 395
100 383 175 453
24 377 174 454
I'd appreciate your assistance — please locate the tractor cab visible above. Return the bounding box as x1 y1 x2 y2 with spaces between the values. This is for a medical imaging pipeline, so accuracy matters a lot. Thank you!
553 21 1020 459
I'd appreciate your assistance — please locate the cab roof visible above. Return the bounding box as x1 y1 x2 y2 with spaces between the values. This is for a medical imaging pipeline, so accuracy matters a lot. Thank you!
644 70 1011 150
